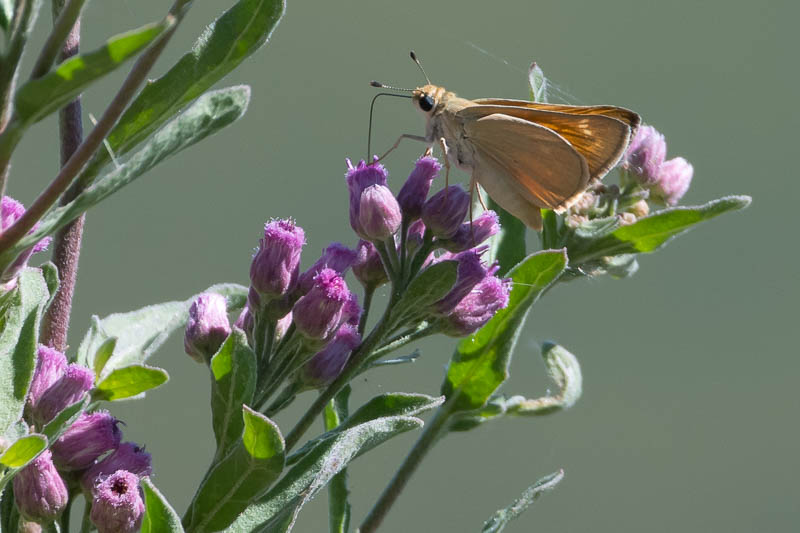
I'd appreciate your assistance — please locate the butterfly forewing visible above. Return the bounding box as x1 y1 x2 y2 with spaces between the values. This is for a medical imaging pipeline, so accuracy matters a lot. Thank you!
462 113 590 210
460 102 636 181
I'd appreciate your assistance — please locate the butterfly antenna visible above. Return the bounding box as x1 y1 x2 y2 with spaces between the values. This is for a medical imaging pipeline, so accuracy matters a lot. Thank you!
409 51 431 84
370 80 414 92
367 90 412 159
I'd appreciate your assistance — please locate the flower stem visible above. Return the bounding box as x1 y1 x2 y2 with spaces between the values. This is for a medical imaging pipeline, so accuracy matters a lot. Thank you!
359 393 459 533
358 285 375 337
40 0 84 352
0 0 190 268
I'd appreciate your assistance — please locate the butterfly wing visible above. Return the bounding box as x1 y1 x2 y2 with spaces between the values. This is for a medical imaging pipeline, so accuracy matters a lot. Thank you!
462 112 590 215
465 100 638 181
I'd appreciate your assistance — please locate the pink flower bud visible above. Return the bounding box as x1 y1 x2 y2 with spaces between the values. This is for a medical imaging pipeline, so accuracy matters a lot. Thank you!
184 293 232 363
422 185 470 239
32 364 93 426
296 324 361 388
622 125 667 185
397 156 441 219
440 211 500 252
250 219 305 300
652 157 693 205
89 470 145 533
358 184 402 241
441 275 511 336
298 242 357 294
51 411 122 471
26 346 67 413
352 240 388 289
292 269 354 342
81 442 152 494
13 450 68 522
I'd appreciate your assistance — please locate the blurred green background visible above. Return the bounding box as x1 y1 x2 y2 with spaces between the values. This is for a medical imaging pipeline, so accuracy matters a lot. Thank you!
10 0 798 531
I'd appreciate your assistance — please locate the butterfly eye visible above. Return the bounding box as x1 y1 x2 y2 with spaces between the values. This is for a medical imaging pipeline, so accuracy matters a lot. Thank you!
418 94 435 112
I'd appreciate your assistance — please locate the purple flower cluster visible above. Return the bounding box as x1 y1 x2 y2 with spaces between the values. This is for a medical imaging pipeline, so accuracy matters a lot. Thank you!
15 346 150 527
622 125 694 205
0 196 52 291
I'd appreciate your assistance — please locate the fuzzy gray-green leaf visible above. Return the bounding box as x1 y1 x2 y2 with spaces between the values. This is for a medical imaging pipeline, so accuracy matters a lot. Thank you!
94 364 169 401
210 330 256 457
141 478 185 533
481 470 564 533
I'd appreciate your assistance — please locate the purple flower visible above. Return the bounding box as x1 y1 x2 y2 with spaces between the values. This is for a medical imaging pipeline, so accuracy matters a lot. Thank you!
13 450 68 522
358 184 402 242
32 364 94 425
184 293 232 363
234 306 254 337
298 242 357 294
622 125 667 185
440 210 500 252
0 197 52 290
51 411 122 471
441 275 511 336
343 293 362 327
431 250 491 316
81 442 152 494
250 219 305 300
292 268 353 342
421 185 470 239
397 156 441 219
26 345 67 412
89 470 145 533
352 240 388 289
296 324 361 388
346 158 389 237
652 156 693 205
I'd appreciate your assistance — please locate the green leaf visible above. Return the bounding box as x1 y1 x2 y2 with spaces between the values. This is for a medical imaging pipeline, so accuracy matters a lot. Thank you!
210 330 256 457
528 62 548 103
324 388 350 533
0 269 49 435
225 416 423 533
86 0 285 177
0 478 20 533
442 250 568 411
184 406 285 533
93 364 169 401
391 260 458 326
0 434 46 468
40 262 59 310
481 470 564 533
41 397 89 443
14 21 166 125
141 478 185 533
0 0 13 31
486 198 526 276
75 282 247 375
288 392 443 466
569 196 752 264
0 87 252 270
92 337 117 377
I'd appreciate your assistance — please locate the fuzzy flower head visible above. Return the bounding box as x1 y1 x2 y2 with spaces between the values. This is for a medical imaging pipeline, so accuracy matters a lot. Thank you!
652 157 693 206
81 442 152 494
295 323 361 389
13 450 68 523
26 345 67 413
397 156 441 219
346 158 389 236
439 210 500 252
51 411 122 471
31 363 94 426
298 242 357 294
292 268 355 342
89 470 145 533
431 249 491 316
358 184 402 241
352 240 388 289
622 125 667 185
422 185 471 239
250 219 306 301
0 197 52 290
184 293 232 363
441 275 511 336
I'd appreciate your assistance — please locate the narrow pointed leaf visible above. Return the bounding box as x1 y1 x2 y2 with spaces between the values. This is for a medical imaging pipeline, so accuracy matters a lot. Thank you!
85 0 286 177
0 269 49 435
184 407 285 532
75 282 246 375
569 196 752 264
442 250 567 411
225 416 423 532
481 470 564 533
141 478 185 533
94 364 169 401
0 434 46 468
15 22 167 124
210 330 256 457
0 87 251 270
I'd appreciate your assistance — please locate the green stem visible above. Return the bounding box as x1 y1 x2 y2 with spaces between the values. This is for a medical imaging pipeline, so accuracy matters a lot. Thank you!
375 241 399 288
326 387 351 533
359 394 460 533
59 495 73 531
365 323 436 365
284 305 395 451
29 0 86 79
0 0 190 267
398 217 409 281
80 498 92 533
358 285 375 337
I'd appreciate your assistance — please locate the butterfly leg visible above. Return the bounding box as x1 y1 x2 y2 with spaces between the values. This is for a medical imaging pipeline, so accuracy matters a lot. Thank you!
437 137 451 189
375 134 428 163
